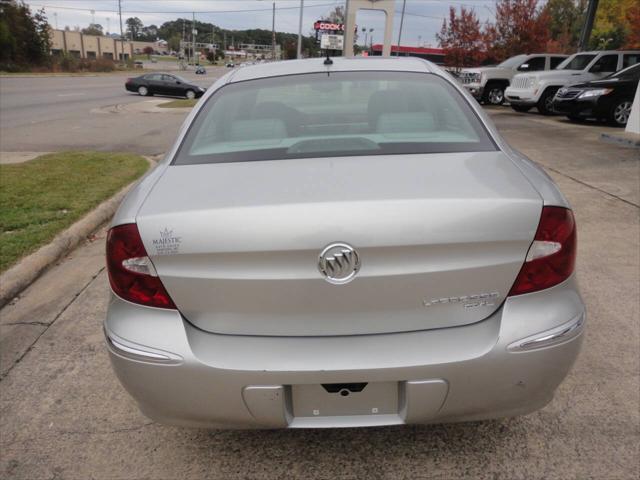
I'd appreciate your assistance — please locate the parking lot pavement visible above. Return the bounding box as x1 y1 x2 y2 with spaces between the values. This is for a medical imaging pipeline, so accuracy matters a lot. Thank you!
0 110 638 480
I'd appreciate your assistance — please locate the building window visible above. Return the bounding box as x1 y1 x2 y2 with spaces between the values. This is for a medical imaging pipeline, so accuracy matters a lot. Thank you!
51 49 63 57
69 50 81 58
86 51 97 59
103 52 114 60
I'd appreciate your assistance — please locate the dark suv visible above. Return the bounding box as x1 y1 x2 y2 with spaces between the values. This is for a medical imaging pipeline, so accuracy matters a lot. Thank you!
551 63 640 126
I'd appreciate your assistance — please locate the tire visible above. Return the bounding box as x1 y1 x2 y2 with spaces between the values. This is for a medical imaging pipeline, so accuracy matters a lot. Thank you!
137 85 149 97
482 84 506 106
185 89 196 100
511 105 531 113
566 114 582 122
537 88 559 115
609 99 633 127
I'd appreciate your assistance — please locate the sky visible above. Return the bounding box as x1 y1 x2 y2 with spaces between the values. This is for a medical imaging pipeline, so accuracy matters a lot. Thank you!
22 0 501 47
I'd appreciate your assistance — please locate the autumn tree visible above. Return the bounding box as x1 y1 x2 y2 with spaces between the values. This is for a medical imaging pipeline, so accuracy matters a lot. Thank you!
484 0 550 60
437 6 485 68
590 0 639 49
541 0 586 52
623 2 640 48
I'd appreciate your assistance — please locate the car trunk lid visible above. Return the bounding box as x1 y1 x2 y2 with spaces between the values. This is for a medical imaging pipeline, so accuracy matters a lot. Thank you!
137 152 542 336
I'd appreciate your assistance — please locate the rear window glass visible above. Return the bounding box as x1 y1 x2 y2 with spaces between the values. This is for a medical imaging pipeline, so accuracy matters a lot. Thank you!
173 71 496 165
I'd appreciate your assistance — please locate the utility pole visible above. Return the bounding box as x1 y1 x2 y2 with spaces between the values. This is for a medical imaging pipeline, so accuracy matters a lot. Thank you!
296 0 304 59
192 12 197 64
118 0 124 62
271 1 276 60
579 0 599 51
397 0 406 55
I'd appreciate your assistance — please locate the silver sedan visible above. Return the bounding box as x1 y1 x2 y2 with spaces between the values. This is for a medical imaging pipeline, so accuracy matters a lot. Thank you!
104 57 585 428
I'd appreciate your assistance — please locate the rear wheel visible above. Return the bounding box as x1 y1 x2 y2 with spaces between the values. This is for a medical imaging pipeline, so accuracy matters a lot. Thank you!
609 99 632 127
137 85 149 97
185 89 196 100
483 84 505 105
537 88 559 115
511 105 531 113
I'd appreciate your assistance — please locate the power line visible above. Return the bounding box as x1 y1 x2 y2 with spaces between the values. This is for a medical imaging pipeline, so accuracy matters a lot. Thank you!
26 1 341 15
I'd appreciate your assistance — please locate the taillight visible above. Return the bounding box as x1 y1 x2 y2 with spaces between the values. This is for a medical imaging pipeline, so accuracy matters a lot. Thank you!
106 224 176 309
508 206 576 296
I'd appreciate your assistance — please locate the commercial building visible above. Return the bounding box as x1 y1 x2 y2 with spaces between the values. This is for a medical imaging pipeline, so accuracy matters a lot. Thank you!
49 29 168 60
371 44 445 64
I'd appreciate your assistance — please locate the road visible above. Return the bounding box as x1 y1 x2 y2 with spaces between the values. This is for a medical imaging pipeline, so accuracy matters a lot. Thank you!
0 69 222 155
0 102 638 479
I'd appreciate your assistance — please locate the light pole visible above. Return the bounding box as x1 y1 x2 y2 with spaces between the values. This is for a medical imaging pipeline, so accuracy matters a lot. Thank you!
363 27 368 49
296 0 304 59
272 1 276 60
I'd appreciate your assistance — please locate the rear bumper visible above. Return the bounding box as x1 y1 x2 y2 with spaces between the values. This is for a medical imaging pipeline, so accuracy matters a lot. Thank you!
105 278 585 429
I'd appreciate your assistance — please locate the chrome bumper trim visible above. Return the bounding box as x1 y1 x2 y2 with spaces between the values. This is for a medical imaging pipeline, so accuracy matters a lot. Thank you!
105 328 183 364
508 313 585 352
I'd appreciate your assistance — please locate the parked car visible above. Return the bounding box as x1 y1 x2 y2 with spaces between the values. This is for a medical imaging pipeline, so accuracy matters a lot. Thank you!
225 62 235 68
105 57 585 429
506 50 640 114
125 73 206 99
458 53 568 105
195 65 206 75
551 63 640 126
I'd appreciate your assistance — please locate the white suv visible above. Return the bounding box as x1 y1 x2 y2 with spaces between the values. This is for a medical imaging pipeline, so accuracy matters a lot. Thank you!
505 50 640 114
458 54 568 105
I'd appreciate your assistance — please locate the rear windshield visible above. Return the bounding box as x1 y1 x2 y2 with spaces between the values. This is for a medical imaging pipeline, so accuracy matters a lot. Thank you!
557 54 597 70
174 71 496 165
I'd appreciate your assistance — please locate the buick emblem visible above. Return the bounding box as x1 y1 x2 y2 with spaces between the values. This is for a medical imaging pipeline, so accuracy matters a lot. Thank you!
318 243 361 285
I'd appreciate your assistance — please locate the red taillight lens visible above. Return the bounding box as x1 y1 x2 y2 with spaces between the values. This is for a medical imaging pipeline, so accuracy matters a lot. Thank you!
508 206 577 296
106 224 176 309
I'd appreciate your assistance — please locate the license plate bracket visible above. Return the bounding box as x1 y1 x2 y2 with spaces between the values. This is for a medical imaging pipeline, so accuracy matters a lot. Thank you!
291 381 399 418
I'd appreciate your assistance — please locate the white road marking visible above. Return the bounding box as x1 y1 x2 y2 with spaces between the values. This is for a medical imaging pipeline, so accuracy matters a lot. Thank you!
58 93 86 97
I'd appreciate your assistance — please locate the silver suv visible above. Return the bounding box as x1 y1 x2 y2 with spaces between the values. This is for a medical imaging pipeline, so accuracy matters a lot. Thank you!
505 50 640 114
458 53 568 105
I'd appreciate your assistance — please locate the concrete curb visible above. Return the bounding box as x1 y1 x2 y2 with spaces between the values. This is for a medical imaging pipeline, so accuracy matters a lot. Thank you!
0 158 156 308
600 131 640 149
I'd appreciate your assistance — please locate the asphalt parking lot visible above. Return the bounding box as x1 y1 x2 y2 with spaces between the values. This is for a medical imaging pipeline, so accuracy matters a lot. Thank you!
0 96 638 478
0 68 222 156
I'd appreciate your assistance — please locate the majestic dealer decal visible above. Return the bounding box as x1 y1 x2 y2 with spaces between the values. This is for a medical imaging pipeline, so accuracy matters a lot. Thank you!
153 228 182 255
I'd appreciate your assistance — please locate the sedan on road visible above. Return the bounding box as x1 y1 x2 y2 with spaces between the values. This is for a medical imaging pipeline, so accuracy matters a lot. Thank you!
551 63 640 126
125 73 205 99
105 57 585 429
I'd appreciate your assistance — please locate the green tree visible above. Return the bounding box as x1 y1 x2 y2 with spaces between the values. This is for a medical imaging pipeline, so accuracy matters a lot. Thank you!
167 33 181 52
82 23 104 36
0 1 51 71
125 17 143 40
